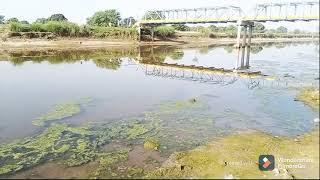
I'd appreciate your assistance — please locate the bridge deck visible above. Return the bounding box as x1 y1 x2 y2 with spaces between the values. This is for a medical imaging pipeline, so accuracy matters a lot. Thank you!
140 16 319 25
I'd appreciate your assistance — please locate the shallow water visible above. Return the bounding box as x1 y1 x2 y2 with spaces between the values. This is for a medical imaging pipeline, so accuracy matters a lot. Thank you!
0 42 319 178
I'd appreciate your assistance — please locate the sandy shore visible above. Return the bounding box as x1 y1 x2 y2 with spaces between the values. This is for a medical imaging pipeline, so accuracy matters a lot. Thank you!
0 37 318 52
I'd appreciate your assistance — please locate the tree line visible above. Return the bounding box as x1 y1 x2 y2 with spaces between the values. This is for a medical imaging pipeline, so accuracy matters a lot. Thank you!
0 10 315 40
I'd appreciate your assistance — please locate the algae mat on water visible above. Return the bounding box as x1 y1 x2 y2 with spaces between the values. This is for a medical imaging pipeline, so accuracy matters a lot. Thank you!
0 119 158 176
146 129 319 179
0 97 215 177
32 97 93 126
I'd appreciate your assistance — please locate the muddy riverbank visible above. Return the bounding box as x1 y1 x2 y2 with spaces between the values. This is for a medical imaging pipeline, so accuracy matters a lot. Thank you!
0 37 318 52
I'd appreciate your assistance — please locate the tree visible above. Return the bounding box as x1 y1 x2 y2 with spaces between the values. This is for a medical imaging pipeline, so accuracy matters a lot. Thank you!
20 20 29 24
143 11 165 20
276 26 288 33
225 25 236 33
6 17 19 24
87 10 121 27
35 18 48 24
48 14 68 21
172 24 189 31
209 25 218 32
121 17 136 27
253 23 265 33
0 15 5 24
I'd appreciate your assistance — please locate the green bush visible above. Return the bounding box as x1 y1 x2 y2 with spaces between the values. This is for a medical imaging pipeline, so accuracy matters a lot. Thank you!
91 26 137 39
154 26 175 38
9 22 31 32
44 21 80 36
79 25 91 37
199 28 211 38
10 21 81 37
30 23 46 32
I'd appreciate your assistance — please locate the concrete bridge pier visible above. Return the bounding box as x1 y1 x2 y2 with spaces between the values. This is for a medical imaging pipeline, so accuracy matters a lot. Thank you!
137 25 156 42
245 24 253 68
150 26 155 41
236 20 254 70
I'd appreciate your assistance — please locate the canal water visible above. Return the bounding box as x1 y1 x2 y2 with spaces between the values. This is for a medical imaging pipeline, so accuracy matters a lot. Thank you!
0 42 319 178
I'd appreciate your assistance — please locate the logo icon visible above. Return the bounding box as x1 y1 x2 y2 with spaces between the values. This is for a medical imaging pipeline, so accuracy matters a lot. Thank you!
259 155 275 171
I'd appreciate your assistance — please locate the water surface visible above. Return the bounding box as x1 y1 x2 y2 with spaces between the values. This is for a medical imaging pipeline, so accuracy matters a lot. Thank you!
0 42 318 141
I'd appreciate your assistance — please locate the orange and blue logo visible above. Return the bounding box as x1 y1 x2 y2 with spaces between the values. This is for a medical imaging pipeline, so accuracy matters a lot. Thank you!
259 155 275 171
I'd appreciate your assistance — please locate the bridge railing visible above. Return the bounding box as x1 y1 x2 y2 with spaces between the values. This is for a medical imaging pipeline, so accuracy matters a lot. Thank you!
251 1 319 21
141 6 244 24
139 1 319 25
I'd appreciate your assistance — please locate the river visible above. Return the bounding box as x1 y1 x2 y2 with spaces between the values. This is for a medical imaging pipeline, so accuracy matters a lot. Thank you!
0 42 319 178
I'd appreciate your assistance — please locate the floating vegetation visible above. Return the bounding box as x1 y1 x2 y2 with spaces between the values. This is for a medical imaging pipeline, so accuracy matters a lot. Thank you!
146 129 319 179
32 98 93 126
144 138 160 151
0 119 155 176
127 122 149 140
296 88 319 109
32 103 81 126
145 97 229 154
0 96 219 177
157 97 204 114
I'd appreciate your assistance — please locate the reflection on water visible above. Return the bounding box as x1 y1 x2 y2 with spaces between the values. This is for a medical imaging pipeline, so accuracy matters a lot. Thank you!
0 42 318 140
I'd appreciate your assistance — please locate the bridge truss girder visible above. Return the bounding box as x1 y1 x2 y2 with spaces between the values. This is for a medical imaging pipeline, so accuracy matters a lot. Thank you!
139 1 319 25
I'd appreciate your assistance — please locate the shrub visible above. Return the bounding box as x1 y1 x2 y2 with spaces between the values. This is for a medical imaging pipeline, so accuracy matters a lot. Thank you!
154 26 175 38
199 28 211 38
30 23 46 32
91 26 137 39
44 21 80 36
9 22 31 32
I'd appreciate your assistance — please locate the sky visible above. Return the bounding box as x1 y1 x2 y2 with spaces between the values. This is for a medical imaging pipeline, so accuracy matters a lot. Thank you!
0 0 319 31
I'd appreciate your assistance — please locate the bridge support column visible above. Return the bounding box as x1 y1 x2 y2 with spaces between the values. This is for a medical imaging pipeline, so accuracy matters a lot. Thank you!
240 25 247 67
236 24 242 48
235 20 254 70
138 26 141 42
245 25 253 68
151 27 155 41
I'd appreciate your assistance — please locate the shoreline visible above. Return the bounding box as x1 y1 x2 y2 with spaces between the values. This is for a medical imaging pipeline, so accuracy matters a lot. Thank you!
0 37 318 53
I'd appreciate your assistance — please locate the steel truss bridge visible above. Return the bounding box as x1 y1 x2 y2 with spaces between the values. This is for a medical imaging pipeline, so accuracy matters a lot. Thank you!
139 1 319 25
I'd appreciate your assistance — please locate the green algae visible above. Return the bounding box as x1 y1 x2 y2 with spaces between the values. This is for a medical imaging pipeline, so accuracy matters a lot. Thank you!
143 138 160 151
146 129 320 179
297 88 319 109
90 149 130 179
127 122 149 140
32 98 94 126
158 97 203 114
143 97 229 154
0 117 157 176
0 124 68 175
32 102 81 126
